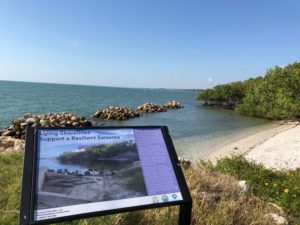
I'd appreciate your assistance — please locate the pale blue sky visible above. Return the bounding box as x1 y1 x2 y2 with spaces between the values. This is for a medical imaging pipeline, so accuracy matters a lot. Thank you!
0 0 299 89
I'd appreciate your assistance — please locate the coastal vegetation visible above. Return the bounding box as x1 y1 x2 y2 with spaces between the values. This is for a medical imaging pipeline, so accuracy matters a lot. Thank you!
214 156 300 218
197 61 300 120
1 152 299 225
57 141 139 165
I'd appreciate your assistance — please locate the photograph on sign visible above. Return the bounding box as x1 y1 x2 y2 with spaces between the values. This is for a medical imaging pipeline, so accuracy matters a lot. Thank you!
34 128 183 221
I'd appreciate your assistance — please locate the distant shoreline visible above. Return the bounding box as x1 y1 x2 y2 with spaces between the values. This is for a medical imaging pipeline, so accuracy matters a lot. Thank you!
0 79 202 91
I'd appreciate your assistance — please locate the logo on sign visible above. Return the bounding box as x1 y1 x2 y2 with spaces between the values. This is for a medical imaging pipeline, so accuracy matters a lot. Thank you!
152 196 159 203
172 194 177 199
161 195 169 202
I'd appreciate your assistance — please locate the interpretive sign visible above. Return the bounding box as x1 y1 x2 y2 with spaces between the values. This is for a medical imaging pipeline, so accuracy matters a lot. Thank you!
19 126 192 225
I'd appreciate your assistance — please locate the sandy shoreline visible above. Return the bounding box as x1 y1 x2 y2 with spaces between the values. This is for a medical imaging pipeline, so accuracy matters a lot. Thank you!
207 122 300 170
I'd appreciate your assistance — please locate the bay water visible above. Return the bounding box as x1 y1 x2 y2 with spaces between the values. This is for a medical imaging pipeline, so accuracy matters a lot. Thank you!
0 80 272 159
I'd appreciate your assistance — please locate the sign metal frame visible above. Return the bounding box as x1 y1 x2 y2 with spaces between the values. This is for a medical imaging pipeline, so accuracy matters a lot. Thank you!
19 126 192 225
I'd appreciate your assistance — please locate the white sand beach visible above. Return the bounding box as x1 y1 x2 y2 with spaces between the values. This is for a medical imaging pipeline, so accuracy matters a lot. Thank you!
208 123 300 170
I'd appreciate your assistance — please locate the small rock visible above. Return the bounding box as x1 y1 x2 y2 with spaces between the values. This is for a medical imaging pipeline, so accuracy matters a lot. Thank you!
26 118 36 124
265 213 288 225
20 122 27 128
268 203 284 214
238 180 250 193
71 116 78 122
0 137 25 153
72 122 79 127
40 119 49 127
2 130 16 136
178 157 192 169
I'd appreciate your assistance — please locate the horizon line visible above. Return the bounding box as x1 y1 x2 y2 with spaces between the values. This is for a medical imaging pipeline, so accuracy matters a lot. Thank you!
0 79 203 91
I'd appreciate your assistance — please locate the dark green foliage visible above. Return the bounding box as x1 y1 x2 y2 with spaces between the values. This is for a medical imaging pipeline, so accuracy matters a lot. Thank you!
236 63 300 119
197 61 300 119
215 156 300 217
197 79 262 108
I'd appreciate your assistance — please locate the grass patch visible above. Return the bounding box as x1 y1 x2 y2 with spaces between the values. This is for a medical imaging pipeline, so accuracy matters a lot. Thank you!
214 156 300 218
1 152 298 224
0 152 23 225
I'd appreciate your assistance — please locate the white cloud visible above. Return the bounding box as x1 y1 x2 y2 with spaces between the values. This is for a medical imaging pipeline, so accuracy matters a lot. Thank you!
69 40 80 49
207 77 213 83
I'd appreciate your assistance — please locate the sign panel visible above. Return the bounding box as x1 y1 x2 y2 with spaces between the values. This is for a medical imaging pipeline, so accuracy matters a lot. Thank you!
20 126 191 225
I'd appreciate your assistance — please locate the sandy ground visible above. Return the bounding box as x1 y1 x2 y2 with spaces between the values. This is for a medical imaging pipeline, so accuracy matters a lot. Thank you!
207 123 300 170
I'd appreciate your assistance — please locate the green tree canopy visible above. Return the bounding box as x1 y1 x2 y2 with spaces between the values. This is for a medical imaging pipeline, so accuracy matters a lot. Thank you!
197 61 300 120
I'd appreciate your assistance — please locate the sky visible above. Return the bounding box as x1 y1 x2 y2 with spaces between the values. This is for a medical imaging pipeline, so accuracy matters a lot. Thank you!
0 0 300 89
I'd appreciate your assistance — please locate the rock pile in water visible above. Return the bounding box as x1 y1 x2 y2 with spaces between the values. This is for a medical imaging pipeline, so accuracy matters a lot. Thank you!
92 106 140 120
0 112 92 139
136 103 167 113
92 101 184 120
163 100 184 109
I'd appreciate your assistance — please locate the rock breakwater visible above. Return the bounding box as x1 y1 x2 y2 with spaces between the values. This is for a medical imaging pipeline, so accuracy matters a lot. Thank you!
0 112 92 139
92 101 184 121
92 107 140 120
136 102 167 113
163 100 183 109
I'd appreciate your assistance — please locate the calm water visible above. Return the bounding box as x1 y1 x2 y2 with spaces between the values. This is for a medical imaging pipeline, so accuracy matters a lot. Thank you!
0 80 272 159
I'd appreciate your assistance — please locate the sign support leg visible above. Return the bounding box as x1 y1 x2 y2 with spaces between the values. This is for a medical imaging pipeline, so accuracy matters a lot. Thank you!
178 202 192 225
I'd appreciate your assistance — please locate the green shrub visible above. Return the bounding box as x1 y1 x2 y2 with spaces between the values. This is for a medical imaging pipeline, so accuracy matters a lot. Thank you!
197 61 300 120
215 156 300 217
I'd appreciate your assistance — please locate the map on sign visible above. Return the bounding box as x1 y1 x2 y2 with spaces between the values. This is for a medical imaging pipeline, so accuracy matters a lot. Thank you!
34 128 183 221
